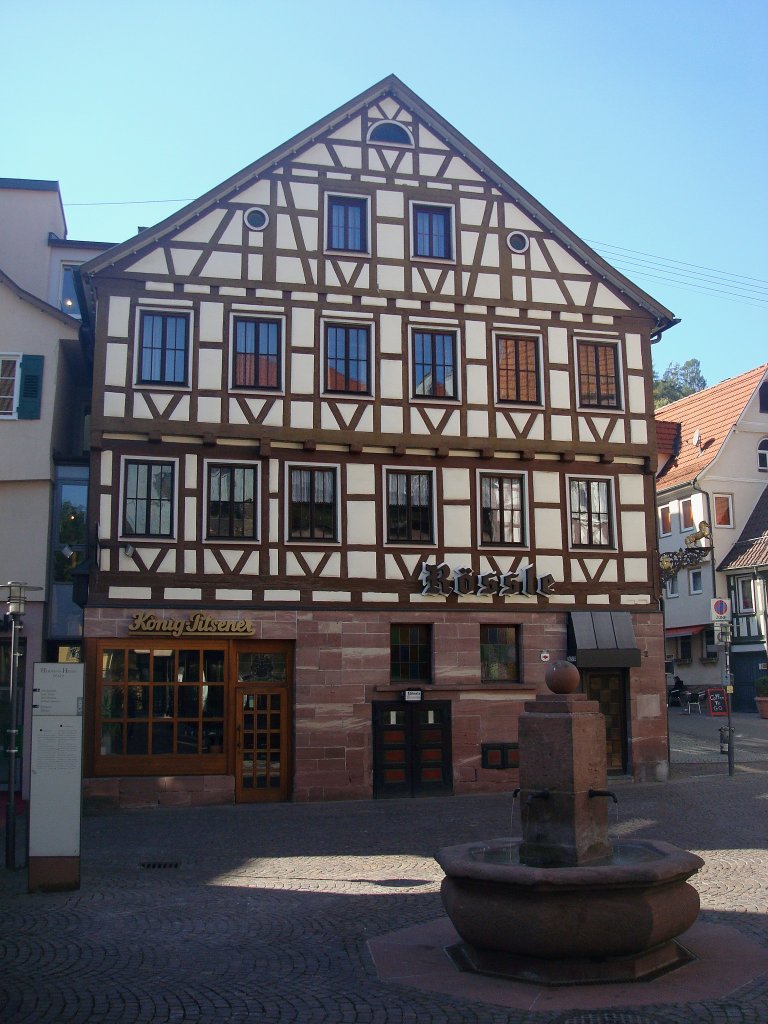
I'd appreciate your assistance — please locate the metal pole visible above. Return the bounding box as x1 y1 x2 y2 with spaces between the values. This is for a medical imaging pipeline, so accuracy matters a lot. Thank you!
725 632 735 777
5 611 20 869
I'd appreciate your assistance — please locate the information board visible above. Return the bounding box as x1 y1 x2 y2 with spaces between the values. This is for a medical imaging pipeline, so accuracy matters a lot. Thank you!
706 687 728 717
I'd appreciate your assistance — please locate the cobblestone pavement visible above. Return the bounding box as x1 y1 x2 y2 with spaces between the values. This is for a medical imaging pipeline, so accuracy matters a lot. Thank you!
1 736 767 1023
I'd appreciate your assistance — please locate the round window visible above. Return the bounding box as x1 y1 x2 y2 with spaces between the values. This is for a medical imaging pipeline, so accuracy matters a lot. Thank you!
506 231 530 253
244 207 269 231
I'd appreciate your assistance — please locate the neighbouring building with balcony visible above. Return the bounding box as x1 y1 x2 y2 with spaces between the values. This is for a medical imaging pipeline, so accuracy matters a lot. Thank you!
655 364 768 709
77 76 678 809
0 178 113 799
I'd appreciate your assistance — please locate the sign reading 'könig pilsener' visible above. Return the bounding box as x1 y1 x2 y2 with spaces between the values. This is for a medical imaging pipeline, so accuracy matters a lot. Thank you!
128 612 255 638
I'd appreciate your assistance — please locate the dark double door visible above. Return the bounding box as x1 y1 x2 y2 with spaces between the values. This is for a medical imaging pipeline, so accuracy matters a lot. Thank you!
372 701 452 798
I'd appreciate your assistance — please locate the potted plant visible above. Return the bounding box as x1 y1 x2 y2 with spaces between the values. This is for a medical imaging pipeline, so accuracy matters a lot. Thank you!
755 677 768 719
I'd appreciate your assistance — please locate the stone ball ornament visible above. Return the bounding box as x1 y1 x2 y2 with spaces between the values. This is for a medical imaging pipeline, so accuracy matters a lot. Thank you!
544 659 580 694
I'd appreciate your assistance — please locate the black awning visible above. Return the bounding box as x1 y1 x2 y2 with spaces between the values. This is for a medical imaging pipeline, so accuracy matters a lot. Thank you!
568 611 641 669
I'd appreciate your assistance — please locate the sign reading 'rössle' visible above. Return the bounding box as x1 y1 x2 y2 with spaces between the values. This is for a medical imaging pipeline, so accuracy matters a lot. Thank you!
419 561 556 598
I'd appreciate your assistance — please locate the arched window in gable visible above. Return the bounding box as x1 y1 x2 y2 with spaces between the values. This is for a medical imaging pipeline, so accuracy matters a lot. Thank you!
758 438 768 471
367 121 414 146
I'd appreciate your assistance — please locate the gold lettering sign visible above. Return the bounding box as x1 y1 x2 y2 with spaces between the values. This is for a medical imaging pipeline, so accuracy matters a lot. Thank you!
128 612 255 638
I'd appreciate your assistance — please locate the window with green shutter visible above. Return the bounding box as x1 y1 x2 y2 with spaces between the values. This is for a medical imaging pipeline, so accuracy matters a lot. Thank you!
17 355 44 419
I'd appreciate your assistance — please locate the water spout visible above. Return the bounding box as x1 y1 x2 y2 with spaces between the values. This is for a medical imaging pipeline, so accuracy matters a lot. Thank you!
588 789 618 804
525 788 550 806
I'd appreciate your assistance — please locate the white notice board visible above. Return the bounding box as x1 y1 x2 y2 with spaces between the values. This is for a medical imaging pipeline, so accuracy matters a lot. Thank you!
29 664 84 858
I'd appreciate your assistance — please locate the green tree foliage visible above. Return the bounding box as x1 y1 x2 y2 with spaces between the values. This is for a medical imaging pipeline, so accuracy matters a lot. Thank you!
653 359 707 408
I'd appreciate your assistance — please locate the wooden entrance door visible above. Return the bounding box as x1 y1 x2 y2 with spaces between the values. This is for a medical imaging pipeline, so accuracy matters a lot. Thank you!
584 670 628 774
372 701 453 798
234 646 291 802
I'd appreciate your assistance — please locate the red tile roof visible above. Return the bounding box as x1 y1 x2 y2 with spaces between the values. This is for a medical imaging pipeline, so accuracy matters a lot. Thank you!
655 419 680 457
717 486 768 571
655 364 768 491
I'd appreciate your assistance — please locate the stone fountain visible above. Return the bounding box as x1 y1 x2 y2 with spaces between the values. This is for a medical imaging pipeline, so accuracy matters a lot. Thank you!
436 661 704 985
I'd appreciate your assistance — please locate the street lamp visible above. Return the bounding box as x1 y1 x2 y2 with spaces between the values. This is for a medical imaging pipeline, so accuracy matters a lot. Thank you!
3 581 41 869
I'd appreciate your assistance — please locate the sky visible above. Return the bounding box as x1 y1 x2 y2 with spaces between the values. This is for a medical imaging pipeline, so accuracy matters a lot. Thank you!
4 0 766 387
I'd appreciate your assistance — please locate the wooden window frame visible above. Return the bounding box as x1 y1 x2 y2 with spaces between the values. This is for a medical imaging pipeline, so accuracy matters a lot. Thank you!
713 493 733 528
576 339 620 409
386 469 434 544
287 465 338 542
390 623 432 683
411 330 457 399
480 624 521 683
411 203 453 260
688 569 703 595
659 504 672 536
205 462 259 541
568 477 614 549
121 458 176 539
232 317 282 390
680 497 695 532
479 472 525 546
137 310 189 386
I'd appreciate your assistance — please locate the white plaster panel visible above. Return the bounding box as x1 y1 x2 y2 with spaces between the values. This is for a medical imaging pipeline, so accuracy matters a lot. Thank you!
481 235 500 268
534 554 563 581
291 306 316 348
532 471 561 504
418 125 448 149
263 401 284 427
377 223 404 259
197 397 221 422
511 276 527 302
346 464 375 494
465 364 488 405
543 239 587 275
461 231 479 264
443 506 472 546
594 283 630 310
99 495 111 535
157 551 176 573
290 401 314 429
215 589 253 602
219 213 243 246
549 414 573 442
126 249 169 275
619 474 644 506
105 343 128 387
288 181 319 209
247 254 263 280
625 333 643 370
329 116 362 141
291 352 315 394
277 214 297 249
446 157 483 181
169 395 190 421
376 190 404 218
201 251 242 279
297 217 318 251
628 375 646 414
623 558 648 583
173 208 226 243
132 393 151 419
547 327 569 364
621 511 647 551
107 296 130 338
145 281 174 292
184 550 196 573
564 280 591 307
503 204 539 231
199 302 223 343
534 507 564 547
347 502 377 544
231 181 271 204
347 551 377 578
275 256 308 284
549 369 573 408
264 589 301 601
379 361 403 399
269 498 278 541
295 143 334 166
99 451 113 488
377 265 404 291
198 348 222 388
630 420 647 444
185 454 197 480
204 550 223 574
463 319 487 360
467 410 489 436
109 586 152 600
531 277 567 304
380 405 403 434
459 198 486 226
185 494 198 542
331 144 361 168
528 239 549 272
442 468 470 500
418 153 445 177
319 553 341 577
379 314 403 353
104 392 125 418
473 274 500 300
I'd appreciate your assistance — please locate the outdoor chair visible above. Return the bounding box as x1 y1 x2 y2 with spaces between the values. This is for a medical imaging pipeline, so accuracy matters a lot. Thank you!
680 690 704 714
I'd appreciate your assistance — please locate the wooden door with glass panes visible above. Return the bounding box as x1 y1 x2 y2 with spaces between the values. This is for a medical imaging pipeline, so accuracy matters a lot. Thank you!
234 645 292 802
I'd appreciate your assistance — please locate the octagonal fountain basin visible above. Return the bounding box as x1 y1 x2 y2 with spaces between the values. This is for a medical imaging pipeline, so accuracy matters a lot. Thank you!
436 837 704 984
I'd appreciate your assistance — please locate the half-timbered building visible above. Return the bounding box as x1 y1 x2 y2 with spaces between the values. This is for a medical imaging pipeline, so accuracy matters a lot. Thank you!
78 76 677 807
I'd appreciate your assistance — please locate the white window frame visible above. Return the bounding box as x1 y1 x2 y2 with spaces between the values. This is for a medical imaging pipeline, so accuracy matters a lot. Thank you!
366 120 414 147
407 323 462 403
688 569 703 595
666 575 679 599
712 493 734 528
132 303 194 392
679 496 695 533
118 454 179 541
382 465 437 549
228 311 286 394
573 334 623 412
284 462 341 546
323 192 371 257
758 438 768 472
565 474 617 551
659 504 672 537
476 468 529 549
320 315 376 399
409 199 456 263
737 577 755 614
0 353 21 419
203 459 261 544
491 329 543 407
